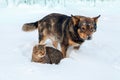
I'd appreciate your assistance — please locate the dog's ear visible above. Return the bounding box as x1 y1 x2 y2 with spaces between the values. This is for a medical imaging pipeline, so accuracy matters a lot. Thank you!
93 15 101 22
38 43 46 48
71 14 79 25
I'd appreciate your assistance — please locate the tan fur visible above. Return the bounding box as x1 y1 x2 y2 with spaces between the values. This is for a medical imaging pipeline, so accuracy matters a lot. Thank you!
68 39 80 47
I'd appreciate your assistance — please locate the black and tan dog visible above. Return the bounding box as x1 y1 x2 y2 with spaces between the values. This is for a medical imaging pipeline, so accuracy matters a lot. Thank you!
22 13 100 58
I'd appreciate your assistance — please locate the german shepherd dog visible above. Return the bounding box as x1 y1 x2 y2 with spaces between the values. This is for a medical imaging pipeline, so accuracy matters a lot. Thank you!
22 13 100 58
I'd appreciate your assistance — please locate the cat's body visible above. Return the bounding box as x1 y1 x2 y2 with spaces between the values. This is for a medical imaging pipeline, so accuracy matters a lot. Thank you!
32 44 63 64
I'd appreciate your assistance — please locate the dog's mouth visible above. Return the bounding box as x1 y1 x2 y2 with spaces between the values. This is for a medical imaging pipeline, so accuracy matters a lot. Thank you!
80 35 92 40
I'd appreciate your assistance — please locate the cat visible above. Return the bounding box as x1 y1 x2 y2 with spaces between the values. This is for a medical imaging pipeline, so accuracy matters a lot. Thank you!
31 44 63 64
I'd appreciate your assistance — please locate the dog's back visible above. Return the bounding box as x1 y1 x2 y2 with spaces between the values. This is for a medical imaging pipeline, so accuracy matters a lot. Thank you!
38 13 71 42
22 13 70 31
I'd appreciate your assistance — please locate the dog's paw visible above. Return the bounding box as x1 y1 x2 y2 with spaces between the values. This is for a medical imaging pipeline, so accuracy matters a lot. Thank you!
73 46 80 50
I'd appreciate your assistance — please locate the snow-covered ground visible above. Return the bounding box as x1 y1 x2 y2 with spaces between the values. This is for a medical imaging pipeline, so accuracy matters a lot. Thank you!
0 1 120 80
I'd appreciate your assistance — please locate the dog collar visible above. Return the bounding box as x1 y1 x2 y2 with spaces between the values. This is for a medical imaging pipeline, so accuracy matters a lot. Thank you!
69 31 84 44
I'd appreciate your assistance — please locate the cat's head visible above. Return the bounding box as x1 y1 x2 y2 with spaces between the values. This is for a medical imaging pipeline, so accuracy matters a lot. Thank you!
35 44 46 57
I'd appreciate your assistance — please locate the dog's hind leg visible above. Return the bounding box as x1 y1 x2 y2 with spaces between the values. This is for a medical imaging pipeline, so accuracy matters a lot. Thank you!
39 35 47 45
39 32 48 45
38 28 48 44
39 33 43 43
73 42 84 50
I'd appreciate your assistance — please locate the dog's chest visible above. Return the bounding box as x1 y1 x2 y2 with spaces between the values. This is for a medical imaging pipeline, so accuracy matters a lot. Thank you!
68 39 80 47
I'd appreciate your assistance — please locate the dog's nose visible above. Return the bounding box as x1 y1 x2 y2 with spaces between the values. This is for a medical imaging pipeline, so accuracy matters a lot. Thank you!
87 36 92 40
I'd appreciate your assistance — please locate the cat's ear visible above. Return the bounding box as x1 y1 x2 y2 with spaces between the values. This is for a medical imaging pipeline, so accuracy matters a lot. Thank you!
33 45 38 52
34 45 38 49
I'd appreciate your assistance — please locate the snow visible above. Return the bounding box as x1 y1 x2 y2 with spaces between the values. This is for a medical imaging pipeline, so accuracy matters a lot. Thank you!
0 1 120 80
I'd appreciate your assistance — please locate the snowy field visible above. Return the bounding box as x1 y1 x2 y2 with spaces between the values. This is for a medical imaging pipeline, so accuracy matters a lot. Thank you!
0 0 120 80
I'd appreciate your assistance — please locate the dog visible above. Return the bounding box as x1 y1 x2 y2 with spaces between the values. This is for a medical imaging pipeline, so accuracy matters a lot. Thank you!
22 13 100 58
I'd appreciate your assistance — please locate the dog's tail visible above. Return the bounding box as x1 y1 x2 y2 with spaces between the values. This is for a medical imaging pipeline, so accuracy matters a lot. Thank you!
22 21 38 32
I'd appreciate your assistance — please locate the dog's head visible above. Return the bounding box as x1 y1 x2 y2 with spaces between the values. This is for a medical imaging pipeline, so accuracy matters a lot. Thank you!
71 15 100 40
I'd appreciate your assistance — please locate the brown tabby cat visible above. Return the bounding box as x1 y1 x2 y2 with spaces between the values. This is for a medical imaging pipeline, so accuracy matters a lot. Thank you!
31 44 63 64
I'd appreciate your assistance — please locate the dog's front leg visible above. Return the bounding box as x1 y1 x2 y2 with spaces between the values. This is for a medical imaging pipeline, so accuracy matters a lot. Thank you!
61 43 68 58
74 46 80 50
73 42 84 50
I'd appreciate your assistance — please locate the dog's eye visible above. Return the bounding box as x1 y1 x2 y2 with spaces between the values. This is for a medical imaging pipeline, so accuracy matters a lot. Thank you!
81 27 86 31
88 23 91 26
92 29 96 32
90 27 95 32
90 29 93 32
